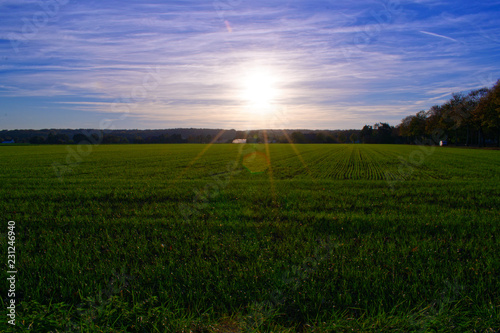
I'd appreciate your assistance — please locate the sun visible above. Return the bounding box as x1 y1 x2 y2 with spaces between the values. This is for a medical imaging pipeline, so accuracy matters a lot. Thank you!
241 69 278 115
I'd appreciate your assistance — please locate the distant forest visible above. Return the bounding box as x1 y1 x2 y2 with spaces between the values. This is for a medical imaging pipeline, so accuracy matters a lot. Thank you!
0 128 367 145
1 80 498 146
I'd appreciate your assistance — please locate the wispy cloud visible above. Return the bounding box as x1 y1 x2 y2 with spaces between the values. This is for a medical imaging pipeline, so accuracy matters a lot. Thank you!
419 30 459 42
0 0 499 129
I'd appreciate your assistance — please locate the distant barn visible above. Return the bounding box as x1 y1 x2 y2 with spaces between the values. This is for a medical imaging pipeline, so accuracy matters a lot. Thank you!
232 139 247 144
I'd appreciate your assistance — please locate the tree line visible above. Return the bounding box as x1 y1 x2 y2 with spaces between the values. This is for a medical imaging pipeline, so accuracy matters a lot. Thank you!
0 128 369 145
397 79 500 146
0 129 236 145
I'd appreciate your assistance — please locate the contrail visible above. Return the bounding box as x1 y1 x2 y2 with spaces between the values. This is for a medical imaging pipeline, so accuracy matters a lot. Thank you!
420 30 459 42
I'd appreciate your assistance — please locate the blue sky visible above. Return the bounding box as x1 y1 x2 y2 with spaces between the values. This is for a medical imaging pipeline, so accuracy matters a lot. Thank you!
1 0 499 130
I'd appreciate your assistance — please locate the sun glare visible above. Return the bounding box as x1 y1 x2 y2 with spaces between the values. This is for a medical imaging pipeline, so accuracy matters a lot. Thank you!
241 69 278 115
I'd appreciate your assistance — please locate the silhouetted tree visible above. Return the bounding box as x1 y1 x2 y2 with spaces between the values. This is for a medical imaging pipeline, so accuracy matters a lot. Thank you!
102 134 127 144
474 80 500 146
73 133 90 144
291 131 307 143
349 133 358 143
337 132 346 143
47 132 56 144
374 122 393 143
29 136 45 144
409 112 426 141
360 125 373 143
325 134 337 143
466 88 490 146
315 132 326 143
133 136 145 144
424 105 445 141
47 132 69 144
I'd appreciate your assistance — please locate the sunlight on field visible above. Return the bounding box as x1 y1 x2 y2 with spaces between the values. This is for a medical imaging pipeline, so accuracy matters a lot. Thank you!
242 151 270 173
1 144 499 332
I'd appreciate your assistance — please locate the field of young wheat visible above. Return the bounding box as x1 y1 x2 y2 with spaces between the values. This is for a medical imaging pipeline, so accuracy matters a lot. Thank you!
1 143 499 332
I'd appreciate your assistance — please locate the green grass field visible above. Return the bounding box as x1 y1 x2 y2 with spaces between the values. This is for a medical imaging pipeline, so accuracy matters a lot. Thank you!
1 144 499 332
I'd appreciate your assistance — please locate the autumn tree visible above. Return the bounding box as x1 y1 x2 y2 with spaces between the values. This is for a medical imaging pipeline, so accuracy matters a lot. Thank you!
474 80 500 146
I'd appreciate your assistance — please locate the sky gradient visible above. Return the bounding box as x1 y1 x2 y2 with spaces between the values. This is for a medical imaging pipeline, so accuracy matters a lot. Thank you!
1 0 499 130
